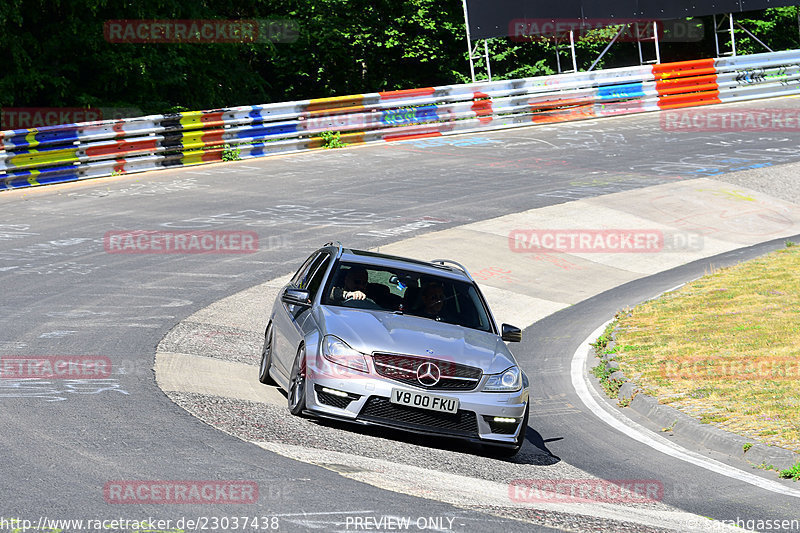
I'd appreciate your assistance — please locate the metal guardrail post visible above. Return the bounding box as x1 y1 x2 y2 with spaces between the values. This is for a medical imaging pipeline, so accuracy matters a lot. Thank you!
714 14 738 57
461 0 492 82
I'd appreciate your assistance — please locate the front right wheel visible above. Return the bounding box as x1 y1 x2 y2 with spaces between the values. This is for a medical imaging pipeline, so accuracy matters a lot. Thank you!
258 323 276 385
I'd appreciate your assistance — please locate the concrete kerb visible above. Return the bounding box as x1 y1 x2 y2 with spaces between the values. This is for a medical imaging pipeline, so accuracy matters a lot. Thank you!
154 171 800 493
629 394 800 472
588 321 800 473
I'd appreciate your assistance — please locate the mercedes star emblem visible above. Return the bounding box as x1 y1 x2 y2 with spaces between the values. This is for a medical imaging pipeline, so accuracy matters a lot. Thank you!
416 362 441 386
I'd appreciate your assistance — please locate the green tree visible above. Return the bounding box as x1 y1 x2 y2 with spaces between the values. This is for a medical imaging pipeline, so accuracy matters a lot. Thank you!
1 1 798 116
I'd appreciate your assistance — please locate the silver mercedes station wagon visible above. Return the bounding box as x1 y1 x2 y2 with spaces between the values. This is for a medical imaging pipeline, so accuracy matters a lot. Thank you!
259 243 529 456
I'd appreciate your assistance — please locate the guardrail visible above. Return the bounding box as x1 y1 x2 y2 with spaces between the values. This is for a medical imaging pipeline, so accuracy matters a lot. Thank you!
2 49 800 191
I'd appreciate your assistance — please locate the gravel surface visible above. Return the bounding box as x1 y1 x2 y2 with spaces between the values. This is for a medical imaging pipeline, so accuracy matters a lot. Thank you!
472 506 679 533
164 390 689 532
166 391 565 475
165 390 674 513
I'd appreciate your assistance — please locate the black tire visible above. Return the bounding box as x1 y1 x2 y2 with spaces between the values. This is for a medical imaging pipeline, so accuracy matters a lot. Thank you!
485 403 529 458
258 323 277 385
288 345 307 416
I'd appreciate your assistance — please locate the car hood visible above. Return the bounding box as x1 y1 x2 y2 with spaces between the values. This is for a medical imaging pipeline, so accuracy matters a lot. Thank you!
317 306 516 373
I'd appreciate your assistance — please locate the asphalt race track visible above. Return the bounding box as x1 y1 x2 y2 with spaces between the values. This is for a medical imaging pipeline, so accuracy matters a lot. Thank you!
2 98 800 532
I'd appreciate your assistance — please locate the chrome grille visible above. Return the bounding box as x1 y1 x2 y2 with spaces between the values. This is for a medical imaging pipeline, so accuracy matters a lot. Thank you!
372 353 482 391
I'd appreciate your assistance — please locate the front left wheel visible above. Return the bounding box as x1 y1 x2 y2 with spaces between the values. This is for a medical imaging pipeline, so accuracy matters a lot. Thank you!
288 345 308 416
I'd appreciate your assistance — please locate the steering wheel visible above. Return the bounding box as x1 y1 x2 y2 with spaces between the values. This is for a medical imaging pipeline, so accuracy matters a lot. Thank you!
342 296 381 310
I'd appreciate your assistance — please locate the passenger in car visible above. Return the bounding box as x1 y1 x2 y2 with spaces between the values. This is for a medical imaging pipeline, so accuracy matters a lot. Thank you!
417 281 447 320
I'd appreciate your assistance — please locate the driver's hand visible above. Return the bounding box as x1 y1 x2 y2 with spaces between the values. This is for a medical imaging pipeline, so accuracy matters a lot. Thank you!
345 290 367 300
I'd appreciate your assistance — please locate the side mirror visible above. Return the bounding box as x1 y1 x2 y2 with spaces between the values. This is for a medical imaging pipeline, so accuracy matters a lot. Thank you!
501 323 522 342
282 288 311 307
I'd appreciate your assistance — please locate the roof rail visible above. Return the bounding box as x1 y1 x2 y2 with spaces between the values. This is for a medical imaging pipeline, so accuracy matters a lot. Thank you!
431 259 474 281
324 241 344 259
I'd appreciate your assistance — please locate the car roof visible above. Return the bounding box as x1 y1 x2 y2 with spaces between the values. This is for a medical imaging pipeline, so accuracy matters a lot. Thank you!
321 244 473 281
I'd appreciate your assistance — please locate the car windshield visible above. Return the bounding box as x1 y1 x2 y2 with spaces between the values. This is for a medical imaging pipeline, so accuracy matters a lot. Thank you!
321 261 493 333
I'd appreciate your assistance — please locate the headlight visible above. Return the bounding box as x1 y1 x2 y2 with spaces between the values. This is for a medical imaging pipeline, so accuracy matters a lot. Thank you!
483 366 522 392
322 336 368 373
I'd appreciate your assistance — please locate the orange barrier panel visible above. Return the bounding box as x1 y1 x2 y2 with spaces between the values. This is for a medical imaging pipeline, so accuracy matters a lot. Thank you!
653 59 717 80
657 91 722 110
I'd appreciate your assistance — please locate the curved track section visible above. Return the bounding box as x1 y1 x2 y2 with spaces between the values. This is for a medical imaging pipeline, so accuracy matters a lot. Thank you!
2 98 800 532
155 180 800 531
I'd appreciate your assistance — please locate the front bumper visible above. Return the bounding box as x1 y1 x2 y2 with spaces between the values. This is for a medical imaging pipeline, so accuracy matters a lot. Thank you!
305 353 529 445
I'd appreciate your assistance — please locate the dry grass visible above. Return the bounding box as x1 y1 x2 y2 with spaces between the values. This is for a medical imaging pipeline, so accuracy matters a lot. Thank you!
612 244 800 452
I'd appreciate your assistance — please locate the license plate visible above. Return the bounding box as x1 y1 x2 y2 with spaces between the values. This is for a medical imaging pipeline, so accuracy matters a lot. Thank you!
390 389 459 414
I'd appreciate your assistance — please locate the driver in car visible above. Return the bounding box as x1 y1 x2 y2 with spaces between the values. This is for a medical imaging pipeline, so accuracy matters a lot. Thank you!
329 266 369 303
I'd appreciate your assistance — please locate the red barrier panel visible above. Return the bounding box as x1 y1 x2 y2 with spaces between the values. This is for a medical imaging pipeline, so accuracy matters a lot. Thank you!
472 92 494 125
379 87 436 100
85 139 159 158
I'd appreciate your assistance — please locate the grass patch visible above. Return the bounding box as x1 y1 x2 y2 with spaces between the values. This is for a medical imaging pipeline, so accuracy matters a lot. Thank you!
591 319 629 402
779 461 800 481
591 320 616 353
611 244 800 453
320 131 347 149
591 362 623 398
700 414 729 424
222 144 241 161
